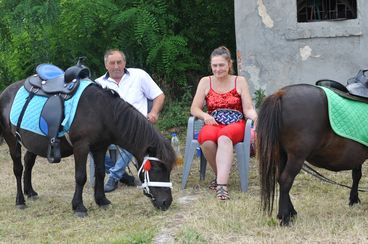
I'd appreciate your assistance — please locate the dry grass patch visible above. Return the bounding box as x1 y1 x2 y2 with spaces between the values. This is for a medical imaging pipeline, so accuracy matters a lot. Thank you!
0 144 368 243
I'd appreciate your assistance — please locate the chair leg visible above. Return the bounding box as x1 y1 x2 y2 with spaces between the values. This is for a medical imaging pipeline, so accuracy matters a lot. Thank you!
236 119 252 192
181 142 198 190
199 152 207 181
236 147 249 192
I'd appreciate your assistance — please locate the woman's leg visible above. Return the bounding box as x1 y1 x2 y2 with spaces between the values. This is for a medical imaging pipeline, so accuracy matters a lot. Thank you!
201 141 218 174
216 136 233 185
198 125 221 175
215 121 245 192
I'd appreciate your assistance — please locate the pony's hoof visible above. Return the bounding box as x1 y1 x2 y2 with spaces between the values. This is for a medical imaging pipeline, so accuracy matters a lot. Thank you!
279 214 296 227
280 219 291 227
349 197 361 206
74 211 88 218
96 198 111 207
16 204 27 210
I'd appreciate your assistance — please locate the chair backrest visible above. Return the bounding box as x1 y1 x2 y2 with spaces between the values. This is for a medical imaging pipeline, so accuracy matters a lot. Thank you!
193 119 204 140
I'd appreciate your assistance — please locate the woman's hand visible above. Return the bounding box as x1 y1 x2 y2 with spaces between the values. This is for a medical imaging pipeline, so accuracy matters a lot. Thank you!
203 114 218 125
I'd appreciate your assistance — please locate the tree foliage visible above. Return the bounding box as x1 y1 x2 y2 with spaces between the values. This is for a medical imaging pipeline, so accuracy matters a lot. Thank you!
0 0 236 98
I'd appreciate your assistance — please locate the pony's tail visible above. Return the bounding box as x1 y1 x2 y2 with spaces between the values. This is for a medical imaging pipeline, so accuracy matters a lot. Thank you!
257 90 284 216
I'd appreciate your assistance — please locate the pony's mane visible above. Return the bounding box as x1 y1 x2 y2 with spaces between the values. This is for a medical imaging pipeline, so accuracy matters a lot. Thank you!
100 89 176 170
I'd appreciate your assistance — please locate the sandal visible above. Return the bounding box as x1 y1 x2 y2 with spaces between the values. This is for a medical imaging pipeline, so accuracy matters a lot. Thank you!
216 184 230 200
208 179 217 191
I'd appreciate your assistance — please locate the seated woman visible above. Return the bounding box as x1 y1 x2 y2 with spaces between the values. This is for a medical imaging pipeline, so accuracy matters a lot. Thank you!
190 46 258 200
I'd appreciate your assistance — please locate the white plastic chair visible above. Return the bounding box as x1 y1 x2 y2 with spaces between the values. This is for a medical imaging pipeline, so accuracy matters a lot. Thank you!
181 117 253 192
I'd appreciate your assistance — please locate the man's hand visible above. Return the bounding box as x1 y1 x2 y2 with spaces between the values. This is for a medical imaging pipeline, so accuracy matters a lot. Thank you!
147 112 159 124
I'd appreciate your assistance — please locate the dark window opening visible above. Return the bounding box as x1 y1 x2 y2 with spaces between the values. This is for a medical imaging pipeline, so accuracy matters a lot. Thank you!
297 0 357 22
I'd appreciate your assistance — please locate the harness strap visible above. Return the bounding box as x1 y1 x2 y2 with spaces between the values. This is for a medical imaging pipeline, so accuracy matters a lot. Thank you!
140 182 173 188
137 156 173 195
302 163 368 192
15 93 35 147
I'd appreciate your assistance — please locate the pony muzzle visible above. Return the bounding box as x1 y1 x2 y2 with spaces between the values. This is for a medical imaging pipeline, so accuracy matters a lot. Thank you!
137 156 173 197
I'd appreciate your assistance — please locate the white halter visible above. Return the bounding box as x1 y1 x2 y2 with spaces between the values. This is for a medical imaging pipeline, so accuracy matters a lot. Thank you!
137 156 173 195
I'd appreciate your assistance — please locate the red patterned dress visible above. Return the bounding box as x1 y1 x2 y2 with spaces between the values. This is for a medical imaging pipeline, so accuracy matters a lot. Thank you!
198 76 246 144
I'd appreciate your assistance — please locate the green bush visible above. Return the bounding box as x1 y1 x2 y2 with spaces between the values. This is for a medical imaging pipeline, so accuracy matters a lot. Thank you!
253 88 266 109
157 87 192 135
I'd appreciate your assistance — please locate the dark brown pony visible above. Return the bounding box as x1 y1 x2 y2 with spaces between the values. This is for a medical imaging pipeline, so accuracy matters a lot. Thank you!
0 80 176 217
257 84 368 226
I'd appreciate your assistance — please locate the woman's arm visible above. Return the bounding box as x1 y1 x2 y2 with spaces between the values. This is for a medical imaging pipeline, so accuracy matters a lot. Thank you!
190 77 217 125
238 76 258 126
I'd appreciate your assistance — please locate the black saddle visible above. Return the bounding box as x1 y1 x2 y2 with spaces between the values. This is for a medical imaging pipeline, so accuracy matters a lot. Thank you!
24 74 79 98
24 59 90 98
346 70 368 98
17 58 91 163
316 79 368 103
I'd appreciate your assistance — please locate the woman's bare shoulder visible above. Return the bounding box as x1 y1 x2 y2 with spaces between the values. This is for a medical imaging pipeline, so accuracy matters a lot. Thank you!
198 76 211 88
236 75 249 88
236 75 247 83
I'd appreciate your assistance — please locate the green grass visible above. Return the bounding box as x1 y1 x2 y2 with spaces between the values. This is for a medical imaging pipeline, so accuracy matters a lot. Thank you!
1 143 368 243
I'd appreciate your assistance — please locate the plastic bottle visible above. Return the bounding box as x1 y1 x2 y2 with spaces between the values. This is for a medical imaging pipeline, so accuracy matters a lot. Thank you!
171 133 183 165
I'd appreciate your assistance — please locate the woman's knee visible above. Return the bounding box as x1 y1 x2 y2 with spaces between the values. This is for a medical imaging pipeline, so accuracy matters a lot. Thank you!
201 140 217 150
217 135 232 145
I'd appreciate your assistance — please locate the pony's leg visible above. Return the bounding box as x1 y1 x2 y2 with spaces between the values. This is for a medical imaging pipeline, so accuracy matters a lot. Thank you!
91 150 111 207
10 142 26 208
71 145 90 217
23 151 38 199
349 166 362 206
277 156 303 226
276 153 297 221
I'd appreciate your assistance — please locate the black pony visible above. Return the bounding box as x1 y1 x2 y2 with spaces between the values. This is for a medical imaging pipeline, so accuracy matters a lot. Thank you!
0 80 176 217
257 84 368 226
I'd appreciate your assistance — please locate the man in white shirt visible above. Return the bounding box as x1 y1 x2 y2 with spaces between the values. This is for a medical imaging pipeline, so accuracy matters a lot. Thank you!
95 49 165 192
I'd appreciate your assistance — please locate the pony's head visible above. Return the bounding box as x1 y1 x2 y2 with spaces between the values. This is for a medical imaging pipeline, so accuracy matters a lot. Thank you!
137 137 176 210
137 156 173 210
109 95 176 210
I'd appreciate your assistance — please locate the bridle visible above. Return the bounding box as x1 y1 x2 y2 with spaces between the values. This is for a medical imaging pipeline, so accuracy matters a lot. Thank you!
137 156 173 196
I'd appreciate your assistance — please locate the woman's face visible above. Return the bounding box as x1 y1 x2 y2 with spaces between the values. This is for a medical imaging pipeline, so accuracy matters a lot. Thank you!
210 55 230 78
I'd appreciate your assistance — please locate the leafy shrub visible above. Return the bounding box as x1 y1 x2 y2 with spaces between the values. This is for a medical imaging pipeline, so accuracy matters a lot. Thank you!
157 86 192 134
253 88 266 109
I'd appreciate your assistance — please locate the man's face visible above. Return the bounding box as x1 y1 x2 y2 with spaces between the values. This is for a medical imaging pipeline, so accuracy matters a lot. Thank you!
105 52 126 81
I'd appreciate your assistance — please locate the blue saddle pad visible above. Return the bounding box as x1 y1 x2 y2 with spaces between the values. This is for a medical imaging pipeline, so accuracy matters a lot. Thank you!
36 63 64 80
10 79 93 137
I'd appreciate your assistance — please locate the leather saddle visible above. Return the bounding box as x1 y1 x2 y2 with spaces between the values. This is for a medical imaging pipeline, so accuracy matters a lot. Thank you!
346 70 368 98
17 58 91 163
316 79 368 103
24 59 90 98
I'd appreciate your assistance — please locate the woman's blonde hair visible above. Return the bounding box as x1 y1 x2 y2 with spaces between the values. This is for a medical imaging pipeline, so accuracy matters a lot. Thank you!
210 46 234 74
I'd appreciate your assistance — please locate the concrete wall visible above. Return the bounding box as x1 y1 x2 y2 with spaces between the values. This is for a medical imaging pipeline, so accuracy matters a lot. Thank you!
235 0 368 95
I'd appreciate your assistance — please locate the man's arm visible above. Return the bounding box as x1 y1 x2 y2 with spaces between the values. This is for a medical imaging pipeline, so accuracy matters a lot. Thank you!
147 93 165 124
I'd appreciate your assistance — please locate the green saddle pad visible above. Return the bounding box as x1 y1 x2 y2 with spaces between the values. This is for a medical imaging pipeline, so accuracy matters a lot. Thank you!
320 86 368 146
